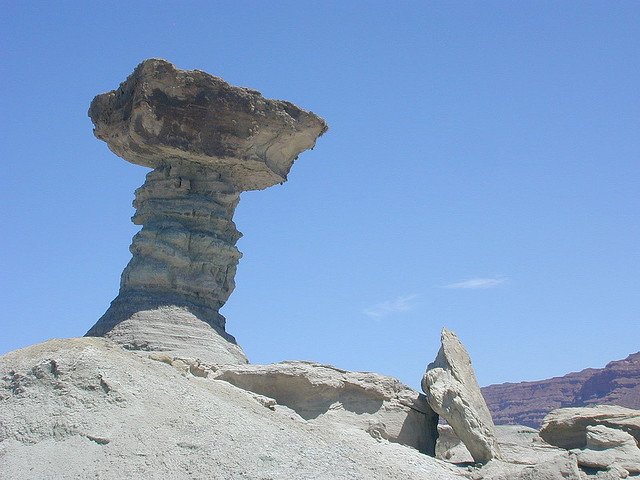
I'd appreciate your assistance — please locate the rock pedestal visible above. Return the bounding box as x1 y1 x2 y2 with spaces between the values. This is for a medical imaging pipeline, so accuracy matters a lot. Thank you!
85 59 327 363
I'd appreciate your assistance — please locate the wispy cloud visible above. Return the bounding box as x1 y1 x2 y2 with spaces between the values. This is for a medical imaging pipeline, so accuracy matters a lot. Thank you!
363 294 419 319
443 277 507 289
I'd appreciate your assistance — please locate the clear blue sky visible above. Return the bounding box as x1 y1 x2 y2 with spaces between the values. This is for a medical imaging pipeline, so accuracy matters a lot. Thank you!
1 1 638 389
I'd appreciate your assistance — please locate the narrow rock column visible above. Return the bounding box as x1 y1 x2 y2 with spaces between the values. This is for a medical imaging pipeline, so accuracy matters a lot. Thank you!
87 163 242 337
85 59 326 363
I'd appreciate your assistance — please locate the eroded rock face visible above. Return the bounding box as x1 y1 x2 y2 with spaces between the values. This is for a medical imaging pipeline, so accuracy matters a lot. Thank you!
210 361 439 455
573 425 640 475
0 338 464 480
88 59 327 190
422 328 502 464
539 405 640 450
85 59 327 362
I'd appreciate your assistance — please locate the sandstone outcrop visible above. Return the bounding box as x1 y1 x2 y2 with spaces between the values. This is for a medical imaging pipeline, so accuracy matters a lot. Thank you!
539 405 640 449
437 425 582 479
0 338 464 480
483 351 640 428
422 328 502 463
573 425 640 475
210 361 439 455
84 59 327 363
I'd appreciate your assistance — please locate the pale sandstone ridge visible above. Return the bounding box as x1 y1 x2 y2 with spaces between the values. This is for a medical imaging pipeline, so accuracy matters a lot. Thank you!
210 361 439 455
85 59 327 363
0 338 465 480
422 328 502 464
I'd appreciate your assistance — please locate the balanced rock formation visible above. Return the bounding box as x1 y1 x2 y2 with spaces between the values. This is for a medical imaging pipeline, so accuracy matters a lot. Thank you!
539 405 640 450
482 351 640 428
422 328 502 464
84 59 327 363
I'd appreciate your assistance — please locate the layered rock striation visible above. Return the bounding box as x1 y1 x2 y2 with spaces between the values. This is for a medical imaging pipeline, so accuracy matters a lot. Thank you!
85 59 326 361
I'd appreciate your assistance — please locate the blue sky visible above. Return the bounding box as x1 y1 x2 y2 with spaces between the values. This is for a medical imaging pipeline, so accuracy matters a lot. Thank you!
1 1 638 389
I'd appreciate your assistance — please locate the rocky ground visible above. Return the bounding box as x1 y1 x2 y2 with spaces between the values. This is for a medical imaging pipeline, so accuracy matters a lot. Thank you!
3 336 639 479
0 337 463 480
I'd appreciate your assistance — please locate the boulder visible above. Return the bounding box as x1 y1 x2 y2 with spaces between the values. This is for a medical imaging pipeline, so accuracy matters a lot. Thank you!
539 405 640 449
573 425 640 475
422 328 502 463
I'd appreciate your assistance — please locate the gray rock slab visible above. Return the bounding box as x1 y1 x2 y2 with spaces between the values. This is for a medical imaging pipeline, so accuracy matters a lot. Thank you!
211 361 439 455
573 425 640 474
540 405 640 449
472 455 582 480
422 328 502 463
438 425 574 466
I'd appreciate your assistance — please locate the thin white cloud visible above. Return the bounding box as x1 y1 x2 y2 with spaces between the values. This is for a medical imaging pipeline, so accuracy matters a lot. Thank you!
443 277 507 289
363 294 419 318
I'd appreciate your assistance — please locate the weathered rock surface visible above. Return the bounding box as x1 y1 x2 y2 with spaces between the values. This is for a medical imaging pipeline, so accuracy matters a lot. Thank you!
472 455 582 480
539 405 640 450
0 338 465 480
422 328 502 463
88 58 327 190
99 306 248 365
573 425 640 475
85 59 327 361
483 352 640 428
437 426 584 479
438 424 577 466
210 361 438 455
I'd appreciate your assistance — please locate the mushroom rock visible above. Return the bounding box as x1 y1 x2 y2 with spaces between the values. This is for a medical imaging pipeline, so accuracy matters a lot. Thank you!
422 328 502 464
85 59 327 363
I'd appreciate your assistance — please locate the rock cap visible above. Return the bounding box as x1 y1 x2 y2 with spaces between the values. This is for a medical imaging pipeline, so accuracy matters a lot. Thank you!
89 59 327 190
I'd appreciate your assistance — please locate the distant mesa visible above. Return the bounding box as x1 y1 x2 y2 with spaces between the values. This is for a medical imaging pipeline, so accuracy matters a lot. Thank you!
85 59 327 363
482 351 640 428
